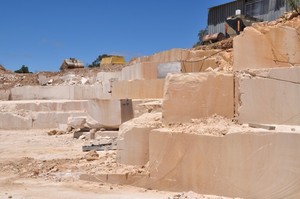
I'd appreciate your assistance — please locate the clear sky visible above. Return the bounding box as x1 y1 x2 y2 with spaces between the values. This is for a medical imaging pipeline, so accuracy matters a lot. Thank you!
0 0 232 72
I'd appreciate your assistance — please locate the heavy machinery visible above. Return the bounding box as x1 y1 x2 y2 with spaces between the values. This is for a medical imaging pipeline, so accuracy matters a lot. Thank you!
202 11 262 44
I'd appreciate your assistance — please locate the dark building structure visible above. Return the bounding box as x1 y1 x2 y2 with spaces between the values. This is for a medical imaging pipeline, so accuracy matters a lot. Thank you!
208 0 299 34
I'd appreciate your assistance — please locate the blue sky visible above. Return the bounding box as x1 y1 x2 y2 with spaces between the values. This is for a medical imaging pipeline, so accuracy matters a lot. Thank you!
0 0 232 72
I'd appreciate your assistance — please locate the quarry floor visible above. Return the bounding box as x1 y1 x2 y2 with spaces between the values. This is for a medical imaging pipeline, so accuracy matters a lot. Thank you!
0 130 231 199
0 130 167 199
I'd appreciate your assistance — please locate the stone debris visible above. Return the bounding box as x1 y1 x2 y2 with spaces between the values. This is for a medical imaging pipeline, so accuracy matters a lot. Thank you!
166 115 246 136
84 150 99 161
47 130 65 136
168 191 239 199
68 116 87 129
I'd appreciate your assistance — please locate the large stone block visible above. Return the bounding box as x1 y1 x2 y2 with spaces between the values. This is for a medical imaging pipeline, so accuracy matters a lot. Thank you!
157 62 181 78
130 48 190 64
0 90 10 101
112 79 165 99
11 86 71 100
0 100 90 130
32 111 87 129
162 72 234 123
0 99 129 129
157 60 219 79
0 112 32 130
121 62 158 80
10 85 111 100
236 67 300 125
72 85 111 100
0 100 88 112
96 71 121 93
148 129 300 198
130 48 221 65
87 99 133 129
117 113 162 165
233 25 300 71
117 127 152 165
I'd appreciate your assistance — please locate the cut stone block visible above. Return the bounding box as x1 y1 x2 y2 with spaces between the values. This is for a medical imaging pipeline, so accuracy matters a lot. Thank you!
148 129 300 198
0 99 130 130
10 85 111 100
112 79 165 99
130 48 220 64
157 62 181 78
157 60 219 79
68 116 87 129
0 112 32 130
70 85 112 100
162 72 234 123
87 99 133 129
121 62 158 80
96 71 121 94
117 113 162 165
11 85 71 100
0 100 88 112
0 90 10 101
32 111 87 129
117 127 152 165
233 25 300 71
236 67 300 125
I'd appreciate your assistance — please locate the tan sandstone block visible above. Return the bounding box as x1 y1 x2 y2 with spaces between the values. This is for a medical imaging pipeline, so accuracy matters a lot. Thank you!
112 79 165 99
236 67 300 125
121 62 158 80
148 129 300 198
233 26 300 71
117 113 162 166
162 72 234 123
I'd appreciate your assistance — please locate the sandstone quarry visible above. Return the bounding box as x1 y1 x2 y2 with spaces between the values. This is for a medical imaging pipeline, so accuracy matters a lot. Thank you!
0 12 300 199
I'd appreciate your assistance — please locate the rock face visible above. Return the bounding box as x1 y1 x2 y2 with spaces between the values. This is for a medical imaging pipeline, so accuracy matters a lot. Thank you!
162 72 234 123
233 23 300 71
236 67 300 125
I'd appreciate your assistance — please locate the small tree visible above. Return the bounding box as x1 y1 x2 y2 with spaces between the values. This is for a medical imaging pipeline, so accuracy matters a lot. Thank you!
15 65 30 73
88 54 111 68
287 0 300 14
193 28 208 47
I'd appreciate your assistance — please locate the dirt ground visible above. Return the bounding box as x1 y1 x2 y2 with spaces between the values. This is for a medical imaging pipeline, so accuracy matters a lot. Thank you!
0 130 234 199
